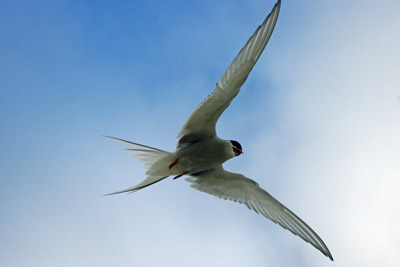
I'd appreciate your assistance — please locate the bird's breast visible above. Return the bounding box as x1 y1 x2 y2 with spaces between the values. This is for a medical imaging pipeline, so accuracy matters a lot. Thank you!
176 139 232 173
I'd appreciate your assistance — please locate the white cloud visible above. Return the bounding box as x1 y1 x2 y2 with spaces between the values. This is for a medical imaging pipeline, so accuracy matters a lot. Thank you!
250 1 400 265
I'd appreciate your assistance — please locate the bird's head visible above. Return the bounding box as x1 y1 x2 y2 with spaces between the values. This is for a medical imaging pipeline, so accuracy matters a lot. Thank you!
230 140 243 157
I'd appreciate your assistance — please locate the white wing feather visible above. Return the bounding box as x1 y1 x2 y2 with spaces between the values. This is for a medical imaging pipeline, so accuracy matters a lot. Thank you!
186 165 334 261
177 0 281 144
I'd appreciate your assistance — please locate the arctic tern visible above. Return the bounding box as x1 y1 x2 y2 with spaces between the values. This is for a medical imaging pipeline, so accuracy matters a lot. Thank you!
105 0 333 261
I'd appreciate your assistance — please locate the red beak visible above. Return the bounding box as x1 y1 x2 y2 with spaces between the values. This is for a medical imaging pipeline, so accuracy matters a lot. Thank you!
233 147 243 156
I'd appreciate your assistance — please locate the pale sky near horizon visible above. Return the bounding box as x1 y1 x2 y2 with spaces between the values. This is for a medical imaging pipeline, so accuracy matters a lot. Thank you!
1 0 400 266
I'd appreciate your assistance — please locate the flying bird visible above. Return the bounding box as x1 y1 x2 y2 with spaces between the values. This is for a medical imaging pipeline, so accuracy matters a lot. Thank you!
105 0 333 261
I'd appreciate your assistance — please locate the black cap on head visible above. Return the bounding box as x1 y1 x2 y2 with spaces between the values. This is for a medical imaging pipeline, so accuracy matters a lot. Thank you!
230 140 242 151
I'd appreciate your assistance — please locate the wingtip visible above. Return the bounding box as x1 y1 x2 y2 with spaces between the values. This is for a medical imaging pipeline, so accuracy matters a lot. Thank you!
321 246 334 261
328 252 334 261
275 0 282 13
276 0 282 12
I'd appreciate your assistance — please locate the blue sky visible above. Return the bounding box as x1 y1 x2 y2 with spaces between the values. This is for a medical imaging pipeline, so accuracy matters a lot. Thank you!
1 0 400 266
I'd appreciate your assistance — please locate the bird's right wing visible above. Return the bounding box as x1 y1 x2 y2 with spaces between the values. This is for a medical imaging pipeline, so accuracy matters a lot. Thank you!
186 165 334 261
176 0 281 145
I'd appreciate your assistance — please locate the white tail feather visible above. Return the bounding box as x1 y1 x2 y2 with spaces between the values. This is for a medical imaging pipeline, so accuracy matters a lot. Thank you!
104 175 169 195
125 149 168 168
103 135 176 194
103 135 172 169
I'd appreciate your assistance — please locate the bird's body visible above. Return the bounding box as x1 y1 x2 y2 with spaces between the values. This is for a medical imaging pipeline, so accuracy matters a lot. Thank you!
105 0 333 261
170 138 235 175
105 135 235 182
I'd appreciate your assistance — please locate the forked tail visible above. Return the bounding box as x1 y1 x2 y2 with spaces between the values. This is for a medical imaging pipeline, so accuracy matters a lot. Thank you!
103 135 175 194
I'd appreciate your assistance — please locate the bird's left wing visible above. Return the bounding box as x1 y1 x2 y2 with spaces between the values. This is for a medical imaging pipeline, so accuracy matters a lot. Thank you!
176 0 281 145
186 165 334 261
